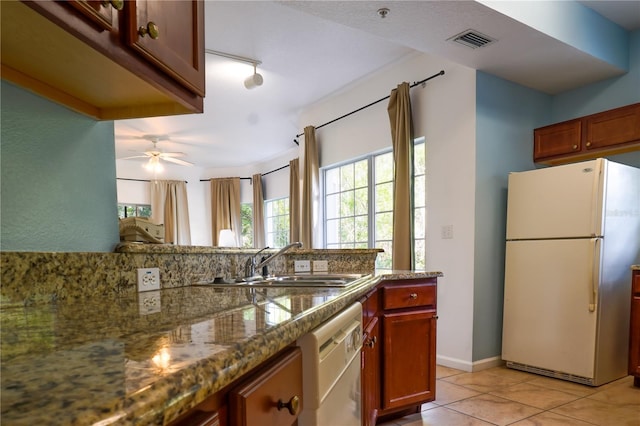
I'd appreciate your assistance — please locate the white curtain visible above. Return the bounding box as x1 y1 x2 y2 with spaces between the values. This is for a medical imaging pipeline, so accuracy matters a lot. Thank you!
150 180 191 245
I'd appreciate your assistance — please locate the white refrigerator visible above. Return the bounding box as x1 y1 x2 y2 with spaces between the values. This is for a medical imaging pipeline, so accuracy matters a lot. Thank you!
502 158 640 386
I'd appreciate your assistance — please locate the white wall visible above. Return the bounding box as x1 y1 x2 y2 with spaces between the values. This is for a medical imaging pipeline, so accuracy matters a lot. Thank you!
300 52 478 369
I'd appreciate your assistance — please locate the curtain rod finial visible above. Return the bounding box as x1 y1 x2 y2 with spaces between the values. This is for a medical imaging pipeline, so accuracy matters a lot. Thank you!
293 138 299 146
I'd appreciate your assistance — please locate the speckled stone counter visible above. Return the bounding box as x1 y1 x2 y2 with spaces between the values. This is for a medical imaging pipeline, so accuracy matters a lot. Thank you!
1 271 442 425
633 265 640 270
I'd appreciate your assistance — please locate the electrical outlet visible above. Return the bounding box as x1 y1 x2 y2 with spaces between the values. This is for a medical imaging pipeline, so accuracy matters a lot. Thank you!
313 260 329 272
294 260 311 273
138 290 161 315
137 268 160 292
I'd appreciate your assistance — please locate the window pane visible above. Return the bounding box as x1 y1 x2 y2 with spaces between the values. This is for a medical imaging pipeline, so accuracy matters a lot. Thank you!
340 218 355 243
375 152 393 183
355 216 368 243
340 191 354 217
241 203 253 248
375 182 393 212
414 175 425 208
137 205 151 217
414 141 425 175
326 219 339 244
326 168 340 194
354 187 368 216
340 164 354 191
375 212 393 240
414 239 426 271
376 240 393 270
264 197 289 248
326 193 339 219
354 159 368 188
414 208 425 239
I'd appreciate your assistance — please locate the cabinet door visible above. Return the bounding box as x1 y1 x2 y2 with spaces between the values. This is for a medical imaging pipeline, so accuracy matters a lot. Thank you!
229 347 303 426
382 310 436 410
125 0 205 95
586 103 640 150
630 272 640 380
533 119 582 161
362 317 380 426
66 0 120 31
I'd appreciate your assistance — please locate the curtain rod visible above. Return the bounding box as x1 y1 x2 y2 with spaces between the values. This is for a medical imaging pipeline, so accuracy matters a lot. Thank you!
294 69 445 141
117 178 188 183
199 163 290 182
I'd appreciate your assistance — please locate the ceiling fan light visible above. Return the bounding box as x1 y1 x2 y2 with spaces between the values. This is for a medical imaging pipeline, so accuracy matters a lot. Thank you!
144 157 163 173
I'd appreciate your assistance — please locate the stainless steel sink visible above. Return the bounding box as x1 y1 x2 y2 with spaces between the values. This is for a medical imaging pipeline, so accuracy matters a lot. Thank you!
195 273 372 288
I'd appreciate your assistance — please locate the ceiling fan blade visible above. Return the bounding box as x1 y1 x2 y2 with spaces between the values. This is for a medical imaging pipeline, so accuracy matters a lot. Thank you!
162 157 194 166
119 155 149 160
160 152 186 158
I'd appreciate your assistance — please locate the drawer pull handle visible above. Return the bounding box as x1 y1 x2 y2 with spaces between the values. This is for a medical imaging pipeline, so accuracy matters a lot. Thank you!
277 395 300 416
365 336 377 348
572 144 578 150
586 142 592 147
409 293 418 299
138 22 159 39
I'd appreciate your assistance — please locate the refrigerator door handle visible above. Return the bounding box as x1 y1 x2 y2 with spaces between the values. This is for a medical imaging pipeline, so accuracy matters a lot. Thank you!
589 159 603 237
588 237 600 312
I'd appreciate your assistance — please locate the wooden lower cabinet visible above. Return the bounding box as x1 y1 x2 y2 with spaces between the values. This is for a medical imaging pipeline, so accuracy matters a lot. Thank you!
169 347 302 426
629 270 640 387
361 278 438 424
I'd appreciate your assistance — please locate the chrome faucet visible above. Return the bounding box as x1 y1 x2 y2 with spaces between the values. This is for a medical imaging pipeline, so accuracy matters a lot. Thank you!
244 242 302 280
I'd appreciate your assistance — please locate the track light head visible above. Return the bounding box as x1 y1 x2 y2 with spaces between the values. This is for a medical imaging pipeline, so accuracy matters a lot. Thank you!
244 72 263 89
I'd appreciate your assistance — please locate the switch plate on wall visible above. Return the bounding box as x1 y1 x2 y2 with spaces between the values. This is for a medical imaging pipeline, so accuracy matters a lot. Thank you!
313 260 329 272
441 225 454 239
294 260 311 273
137 268 160 292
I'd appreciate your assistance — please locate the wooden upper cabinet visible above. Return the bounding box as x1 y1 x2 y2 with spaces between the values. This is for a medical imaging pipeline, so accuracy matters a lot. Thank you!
0 0 204 120
585 104 640 151
124 0 205 96
534 103 640 165
534 119 582 160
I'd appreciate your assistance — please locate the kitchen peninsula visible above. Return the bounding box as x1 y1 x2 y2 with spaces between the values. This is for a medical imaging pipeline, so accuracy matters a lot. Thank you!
0 247 441 425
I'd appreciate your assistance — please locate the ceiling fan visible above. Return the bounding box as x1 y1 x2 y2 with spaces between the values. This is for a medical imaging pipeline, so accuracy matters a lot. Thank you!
119 135 194 171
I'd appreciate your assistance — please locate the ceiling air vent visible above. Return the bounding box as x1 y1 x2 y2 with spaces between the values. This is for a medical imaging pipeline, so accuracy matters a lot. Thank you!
448 30 496 49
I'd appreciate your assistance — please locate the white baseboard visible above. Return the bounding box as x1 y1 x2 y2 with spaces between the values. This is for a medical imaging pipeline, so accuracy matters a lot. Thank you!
437 355 504 372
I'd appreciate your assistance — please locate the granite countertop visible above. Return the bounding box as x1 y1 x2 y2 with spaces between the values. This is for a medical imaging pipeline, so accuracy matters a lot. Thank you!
632 265 639 270
1 271 441 425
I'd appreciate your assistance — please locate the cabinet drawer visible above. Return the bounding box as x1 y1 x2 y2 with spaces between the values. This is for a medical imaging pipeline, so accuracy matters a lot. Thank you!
382 284 436 310
229 347 303 426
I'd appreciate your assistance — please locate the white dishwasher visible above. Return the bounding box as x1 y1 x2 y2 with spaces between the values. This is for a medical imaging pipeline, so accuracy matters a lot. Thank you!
297 302 363 426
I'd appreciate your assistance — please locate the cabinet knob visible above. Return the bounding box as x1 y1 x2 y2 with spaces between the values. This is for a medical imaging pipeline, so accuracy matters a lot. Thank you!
572 144 578 150
102 0 123 10
365 336 377 348
586 142 592 147
138 22 159 39
277 395 300 416
409 293 418 299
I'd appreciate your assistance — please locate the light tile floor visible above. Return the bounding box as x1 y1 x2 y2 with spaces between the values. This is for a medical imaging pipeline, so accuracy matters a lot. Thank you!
378 365 640 426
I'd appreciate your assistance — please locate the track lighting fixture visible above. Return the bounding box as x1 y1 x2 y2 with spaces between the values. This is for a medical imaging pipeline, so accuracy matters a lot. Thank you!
205 49 263 90
244 64 263 89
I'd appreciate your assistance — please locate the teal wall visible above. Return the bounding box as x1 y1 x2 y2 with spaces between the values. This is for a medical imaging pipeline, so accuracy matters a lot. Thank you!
472 30 640 363
473 72 550 361
1 81 120 252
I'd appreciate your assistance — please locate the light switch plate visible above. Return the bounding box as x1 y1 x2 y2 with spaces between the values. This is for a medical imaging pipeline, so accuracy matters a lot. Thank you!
313 260 329 272
137 268 160 292
294 260 311 273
